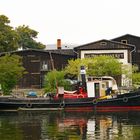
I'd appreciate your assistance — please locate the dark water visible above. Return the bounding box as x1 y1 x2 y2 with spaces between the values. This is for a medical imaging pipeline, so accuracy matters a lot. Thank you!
0 111 140 140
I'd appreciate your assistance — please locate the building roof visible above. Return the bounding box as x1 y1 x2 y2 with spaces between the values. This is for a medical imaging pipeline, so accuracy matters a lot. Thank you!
45 44 76 50
47 49 76 56
0 49 76 57
74 39 135 51
111 34 140 41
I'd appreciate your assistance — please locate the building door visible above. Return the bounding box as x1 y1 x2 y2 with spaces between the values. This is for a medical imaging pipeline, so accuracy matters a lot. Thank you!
94 83 100 98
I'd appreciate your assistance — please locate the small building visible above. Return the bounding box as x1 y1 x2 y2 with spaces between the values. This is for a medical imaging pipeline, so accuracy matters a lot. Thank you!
111 34 140 68
74 39 135 87
0 49 76 88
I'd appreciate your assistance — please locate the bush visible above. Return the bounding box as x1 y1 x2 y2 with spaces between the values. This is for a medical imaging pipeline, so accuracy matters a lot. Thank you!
44 70 72 93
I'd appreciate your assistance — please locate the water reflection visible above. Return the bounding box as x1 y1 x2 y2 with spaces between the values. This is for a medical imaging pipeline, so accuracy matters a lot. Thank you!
0 111 140 140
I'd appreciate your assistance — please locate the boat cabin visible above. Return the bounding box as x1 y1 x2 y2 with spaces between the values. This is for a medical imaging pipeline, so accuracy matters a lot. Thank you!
86 76 118 98
54 76 118 99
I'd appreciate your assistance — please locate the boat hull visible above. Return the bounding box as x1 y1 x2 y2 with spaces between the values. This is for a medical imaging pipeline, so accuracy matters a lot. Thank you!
0 97 94 111
92 91 140 112
1 90 140 112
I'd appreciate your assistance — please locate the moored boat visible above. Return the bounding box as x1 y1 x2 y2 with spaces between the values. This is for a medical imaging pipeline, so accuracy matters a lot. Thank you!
1 66 140 112
1 89 140 112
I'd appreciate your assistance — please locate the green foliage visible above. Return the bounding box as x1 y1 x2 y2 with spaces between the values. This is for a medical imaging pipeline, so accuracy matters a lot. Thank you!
132 64 139 73
132 73 140 88
65 59 81 76
65 58 93 78
0 14 46 52
0 15 19 52
88 56 122 76
0 54 25 94
65 56 122 77
15 25 45 49
130 65 140 88
122 64 140 88
44 70 71 93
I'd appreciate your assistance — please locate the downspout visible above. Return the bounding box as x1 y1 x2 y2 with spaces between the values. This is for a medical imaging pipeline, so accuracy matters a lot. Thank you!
129 45 136 87
130 45 136 64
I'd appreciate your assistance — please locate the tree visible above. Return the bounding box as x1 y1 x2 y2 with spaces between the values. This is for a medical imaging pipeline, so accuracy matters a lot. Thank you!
44 70 71 93
65 56 122 77
0 15 46 52
0 15 19 52
15 25 45 49
87 56 122 76
121 64 140 88
130 65 140 88
0 54 25 94
64 59 81 77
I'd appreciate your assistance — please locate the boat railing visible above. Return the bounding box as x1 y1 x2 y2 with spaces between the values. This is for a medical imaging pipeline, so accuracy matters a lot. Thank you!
118 86 134 94
64 90 77 94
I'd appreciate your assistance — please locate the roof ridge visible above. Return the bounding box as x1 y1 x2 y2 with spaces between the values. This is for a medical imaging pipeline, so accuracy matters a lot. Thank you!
74 39 134 50
111 34 140 40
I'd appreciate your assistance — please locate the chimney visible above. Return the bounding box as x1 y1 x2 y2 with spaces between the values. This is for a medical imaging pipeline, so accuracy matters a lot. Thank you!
57 39 61 49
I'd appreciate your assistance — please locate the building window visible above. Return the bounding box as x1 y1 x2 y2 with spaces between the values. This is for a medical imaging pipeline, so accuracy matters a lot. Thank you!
100 42 107 45
121 40 127 44
41 61 48 71
42 64 48 70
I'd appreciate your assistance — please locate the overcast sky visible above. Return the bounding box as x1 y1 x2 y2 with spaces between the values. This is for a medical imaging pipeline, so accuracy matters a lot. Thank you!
0 0 140 45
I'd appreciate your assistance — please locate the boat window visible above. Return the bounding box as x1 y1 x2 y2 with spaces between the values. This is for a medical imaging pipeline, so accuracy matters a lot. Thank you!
88 77 92 81
102 83 106 89
105 81 109 88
